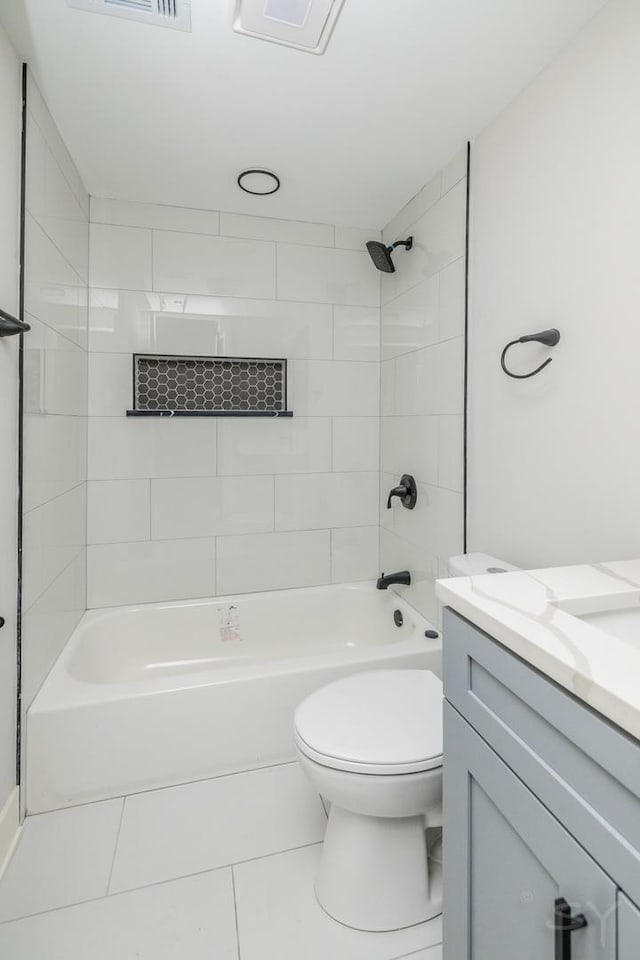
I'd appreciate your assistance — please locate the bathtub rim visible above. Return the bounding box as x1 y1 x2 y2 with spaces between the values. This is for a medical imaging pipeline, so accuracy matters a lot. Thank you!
29 581 440 711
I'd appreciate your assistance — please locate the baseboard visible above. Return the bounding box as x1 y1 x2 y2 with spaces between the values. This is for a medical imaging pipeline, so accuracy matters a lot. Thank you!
0 787 21 880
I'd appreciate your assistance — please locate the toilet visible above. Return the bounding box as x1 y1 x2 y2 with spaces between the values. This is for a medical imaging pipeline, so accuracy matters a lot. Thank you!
294 669 443 932
295 554 515 932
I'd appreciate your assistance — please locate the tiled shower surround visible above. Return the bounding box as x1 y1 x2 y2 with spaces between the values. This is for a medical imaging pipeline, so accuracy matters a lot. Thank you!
85 152 466 611
22 76 89 708
86 203 382 607
380 149 467 623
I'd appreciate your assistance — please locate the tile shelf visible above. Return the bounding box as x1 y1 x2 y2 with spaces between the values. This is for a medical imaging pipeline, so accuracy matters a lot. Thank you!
126 409 294 418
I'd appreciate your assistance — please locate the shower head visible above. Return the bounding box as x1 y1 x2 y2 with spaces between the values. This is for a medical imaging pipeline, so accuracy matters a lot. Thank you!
366 237 413 273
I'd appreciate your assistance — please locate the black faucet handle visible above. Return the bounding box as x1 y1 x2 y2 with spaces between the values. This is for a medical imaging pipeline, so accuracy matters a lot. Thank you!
386 474 417 510
387 485 407 509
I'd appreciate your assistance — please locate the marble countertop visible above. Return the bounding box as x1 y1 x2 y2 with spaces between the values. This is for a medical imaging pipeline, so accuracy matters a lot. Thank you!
436 558 640 741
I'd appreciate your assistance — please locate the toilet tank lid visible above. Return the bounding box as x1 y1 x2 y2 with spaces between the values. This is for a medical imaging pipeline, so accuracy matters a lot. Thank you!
294 670 443 770
448 552 520 577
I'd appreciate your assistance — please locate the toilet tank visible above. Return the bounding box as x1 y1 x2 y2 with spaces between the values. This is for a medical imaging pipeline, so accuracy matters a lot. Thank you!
447 553 519 577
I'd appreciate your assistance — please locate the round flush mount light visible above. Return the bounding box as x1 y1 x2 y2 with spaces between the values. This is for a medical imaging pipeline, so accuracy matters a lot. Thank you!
237 169 281 196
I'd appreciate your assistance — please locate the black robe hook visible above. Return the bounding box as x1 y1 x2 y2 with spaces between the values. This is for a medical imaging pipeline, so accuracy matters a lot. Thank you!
501 328 560 379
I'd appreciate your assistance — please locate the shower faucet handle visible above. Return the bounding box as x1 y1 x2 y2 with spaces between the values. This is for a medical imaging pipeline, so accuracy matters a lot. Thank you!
386 475 417 510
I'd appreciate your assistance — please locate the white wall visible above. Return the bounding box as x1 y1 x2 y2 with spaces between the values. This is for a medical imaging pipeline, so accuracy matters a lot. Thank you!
380 149 467 623
21 75 89 709
0 22 21 839
468 0 640 569
86 202 381 606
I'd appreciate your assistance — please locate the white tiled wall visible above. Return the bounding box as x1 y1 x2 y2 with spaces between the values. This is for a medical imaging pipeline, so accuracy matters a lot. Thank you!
22 76 89 707
379 148 467 624
87 201 381 606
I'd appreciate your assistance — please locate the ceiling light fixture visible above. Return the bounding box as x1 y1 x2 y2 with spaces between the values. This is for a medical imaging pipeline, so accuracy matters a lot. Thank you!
231 0 345 55
237 169 281 196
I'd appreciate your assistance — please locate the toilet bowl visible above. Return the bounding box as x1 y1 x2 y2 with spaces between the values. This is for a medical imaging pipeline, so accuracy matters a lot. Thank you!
294 669 443 932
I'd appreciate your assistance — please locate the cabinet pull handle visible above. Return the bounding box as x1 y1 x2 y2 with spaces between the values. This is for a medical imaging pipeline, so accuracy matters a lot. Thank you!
554 898 588 960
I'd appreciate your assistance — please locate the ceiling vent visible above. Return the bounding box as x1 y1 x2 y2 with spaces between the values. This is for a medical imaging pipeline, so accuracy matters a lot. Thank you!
232 0 345 55
66 0 192 31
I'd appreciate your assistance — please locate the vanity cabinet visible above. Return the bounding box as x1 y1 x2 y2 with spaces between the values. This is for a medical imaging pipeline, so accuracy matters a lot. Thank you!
443 608 640 960
618 894 640 957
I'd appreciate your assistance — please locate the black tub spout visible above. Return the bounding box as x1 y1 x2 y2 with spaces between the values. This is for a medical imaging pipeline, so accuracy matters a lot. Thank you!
376 571 411 590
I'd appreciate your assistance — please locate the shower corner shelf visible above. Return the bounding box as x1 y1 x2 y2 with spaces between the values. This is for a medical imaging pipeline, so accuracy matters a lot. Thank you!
125 409 294 418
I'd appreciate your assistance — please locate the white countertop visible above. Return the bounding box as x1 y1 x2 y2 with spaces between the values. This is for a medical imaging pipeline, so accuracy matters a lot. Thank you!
436 558 640 742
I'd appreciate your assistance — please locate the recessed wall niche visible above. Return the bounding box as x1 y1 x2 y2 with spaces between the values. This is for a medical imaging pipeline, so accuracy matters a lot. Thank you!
128 354 291 417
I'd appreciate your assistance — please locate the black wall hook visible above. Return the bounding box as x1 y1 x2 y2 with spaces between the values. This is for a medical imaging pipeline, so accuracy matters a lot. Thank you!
501 328 560 379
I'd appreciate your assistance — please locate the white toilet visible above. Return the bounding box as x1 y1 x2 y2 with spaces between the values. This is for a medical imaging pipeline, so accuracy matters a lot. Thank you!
294 669 443 932
295 554 516 932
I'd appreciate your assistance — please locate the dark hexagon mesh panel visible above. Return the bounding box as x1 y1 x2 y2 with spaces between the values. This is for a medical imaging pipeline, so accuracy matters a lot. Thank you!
134 355 286 413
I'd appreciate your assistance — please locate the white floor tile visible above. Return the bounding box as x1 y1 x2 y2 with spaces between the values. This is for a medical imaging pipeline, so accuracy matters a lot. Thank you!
0 799 123 923
0 868 237 960
109 762 326 893
234 844 442 960
395 947 442 960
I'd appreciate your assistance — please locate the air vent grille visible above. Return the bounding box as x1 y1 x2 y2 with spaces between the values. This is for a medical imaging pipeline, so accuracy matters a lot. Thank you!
67 0 191 31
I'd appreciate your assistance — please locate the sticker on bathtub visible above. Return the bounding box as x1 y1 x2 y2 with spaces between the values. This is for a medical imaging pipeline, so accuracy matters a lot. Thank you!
218 605 241 642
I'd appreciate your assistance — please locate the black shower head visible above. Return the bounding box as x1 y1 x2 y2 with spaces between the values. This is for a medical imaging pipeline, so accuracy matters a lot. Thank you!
366 237 413 273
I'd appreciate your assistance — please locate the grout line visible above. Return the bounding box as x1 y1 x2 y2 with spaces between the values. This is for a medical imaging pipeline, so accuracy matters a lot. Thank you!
331 304 335 360
24 309 88 355
26 759 303 817
389 943 443 960
274 241 278 300
23 478 86 516
105 797 126 895
0 841 326 927
22 544 85 615
27 100 88 214
109 840 324 901
146 478 152 540
329 528 334 584
231 865 242 960
24 211 88 289
330 417 334 471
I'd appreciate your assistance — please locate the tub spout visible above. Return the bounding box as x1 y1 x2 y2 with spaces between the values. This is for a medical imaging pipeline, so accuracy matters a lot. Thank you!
376 571 411 590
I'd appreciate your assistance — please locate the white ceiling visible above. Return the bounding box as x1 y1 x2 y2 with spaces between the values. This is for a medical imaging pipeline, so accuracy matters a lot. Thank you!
2 0 607 228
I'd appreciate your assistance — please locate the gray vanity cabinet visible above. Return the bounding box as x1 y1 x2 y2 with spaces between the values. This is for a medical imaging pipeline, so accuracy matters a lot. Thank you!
618 895 640 958
443 608 640 960
444 703 615 960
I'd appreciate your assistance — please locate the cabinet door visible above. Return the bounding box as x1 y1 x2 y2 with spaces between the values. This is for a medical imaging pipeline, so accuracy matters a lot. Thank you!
444 702 616 960
618 893 640 959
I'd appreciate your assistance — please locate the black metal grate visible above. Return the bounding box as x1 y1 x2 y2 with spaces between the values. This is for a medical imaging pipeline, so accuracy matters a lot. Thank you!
133 354 287 414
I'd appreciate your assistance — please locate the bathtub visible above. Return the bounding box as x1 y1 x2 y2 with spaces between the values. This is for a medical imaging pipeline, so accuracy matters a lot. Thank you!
27 582 441 813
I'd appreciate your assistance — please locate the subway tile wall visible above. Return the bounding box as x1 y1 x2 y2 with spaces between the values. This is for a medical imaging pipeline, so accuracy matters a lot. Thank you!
86 201 382 606
22 76 89 707
379 148 467 624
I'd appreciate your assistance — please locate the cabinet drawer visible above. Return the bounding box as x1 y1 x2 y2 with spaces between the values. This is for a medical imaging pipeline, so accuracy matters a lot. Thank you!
443 608 640 906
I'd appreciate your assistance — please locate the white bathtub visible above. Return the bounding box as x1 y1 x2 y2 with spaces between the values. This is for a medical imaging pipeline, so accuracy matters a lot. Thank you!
27 582 441 813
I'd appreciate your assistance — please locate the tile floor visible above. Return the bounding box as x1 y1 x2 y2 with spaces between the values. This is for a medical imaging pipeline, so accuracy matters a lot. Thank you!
0 761 442 959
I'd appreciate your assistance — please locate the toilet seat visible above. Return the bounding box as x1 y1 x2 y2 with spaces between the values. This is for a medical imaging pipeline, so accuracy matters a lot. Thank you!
294 670 443 776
